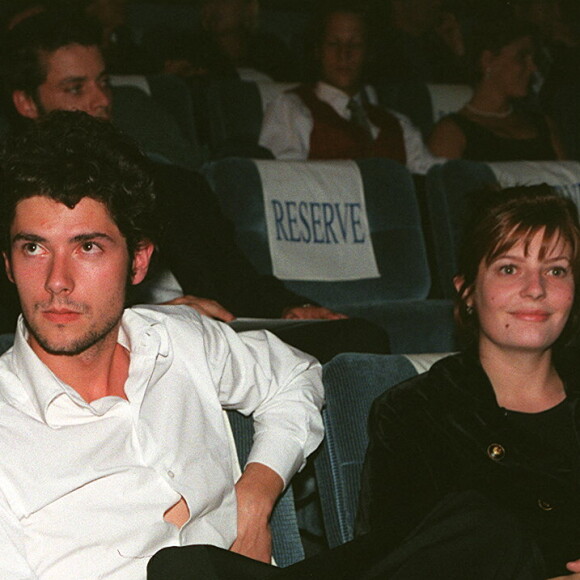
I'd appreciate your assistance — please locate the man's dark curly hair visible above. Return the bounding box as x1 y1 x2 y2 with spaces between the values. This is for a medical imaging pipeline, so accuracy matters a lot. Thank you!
0 110 159 263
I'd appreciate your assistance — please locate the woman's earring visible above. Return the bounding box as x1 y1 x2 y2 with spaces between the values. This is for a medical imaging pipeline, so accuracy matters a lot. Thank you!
466 306 474 316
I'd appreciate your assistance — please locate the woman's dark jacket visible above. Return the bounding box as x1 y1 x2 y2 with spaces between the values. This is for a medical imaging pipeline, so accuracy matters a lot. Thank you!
356 350 580 577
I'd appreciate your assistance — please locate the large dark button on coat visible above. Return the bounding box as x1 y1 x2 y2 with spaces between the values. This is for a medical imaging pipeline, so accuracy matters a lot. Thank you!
538 499 554 511
487 443 505 461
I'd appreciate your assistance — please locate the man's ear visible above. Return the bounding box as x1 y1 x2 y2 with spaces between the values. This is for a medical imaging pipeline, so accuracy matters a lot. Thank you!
130 241 155 286
12 90 40 119
3 251 14 284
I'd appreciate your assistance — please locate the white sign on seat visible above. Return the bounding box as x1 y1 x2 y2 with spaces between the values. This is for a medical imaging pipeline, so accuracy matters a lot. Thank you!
405 352 452 374
257 160 380 282
109 75 152 96
427 84 473 122
489 161 580 208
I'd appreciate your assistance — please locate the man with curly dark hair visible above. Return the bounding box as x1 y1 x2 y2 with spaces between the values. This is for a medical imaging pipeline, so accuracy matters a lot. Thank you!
0 110 324 578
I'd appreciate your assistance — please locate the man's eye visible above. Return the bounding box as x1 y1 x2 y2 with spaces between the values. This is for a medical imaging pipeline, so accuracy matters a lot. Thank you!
80 241 102 254
66 84 83 95
23 242 41 255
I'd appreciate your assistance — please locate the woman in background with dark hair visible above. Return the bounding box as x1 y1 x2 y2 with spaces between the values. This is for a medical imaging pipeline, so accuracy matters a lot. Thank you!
428 14 566 161
357 185 580 579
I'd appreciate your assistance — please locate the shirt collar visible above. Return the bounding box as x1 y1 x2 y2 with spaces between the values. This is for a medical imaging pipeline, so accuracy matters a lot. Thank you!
10 307 171 424
314 82 379 114
315 81 361 116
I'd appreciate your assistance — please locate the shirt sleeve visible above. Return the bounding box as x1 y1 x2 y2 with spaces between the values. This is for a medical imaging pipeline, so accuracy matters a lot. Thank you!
202 315 324 486
0 487 38 579
391 110 447 175
259 92 312 160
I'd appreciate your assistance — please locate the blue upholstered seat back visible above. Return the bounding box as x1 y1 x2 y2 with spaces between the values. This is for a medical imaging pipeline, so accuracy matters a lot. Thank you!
146 74 201 154
112 85 204 170
203 157 431 309
226 411 304 566
374 82 472 139
0 335 14 356
316 352 447 548
374 80 433 138
205 79 295 159
425 159 580 299
205 79 272 159
424 160 497 298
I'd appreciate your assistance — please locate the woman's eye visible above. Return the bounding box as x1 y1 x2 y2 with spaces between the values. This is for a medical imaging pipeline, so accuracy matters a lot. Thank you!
549 266 568 277
499 264 516 275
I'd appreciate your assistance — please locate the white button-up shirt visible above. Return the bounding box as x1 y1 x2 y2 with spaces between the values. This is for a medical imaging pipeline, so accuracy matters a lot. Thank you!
0 305 324 579
259 81 443 175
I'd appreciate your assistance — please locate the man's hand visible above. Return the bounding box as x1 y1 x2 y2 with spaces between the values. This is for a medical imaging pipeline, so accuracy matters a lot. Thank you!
282 305 347 320
161 295 236 322
230 462 284 563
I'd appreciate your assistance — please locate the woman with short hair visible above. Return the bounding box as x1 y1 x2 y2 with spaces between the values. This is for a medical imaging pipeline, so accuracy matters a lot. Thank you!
357 185 580 578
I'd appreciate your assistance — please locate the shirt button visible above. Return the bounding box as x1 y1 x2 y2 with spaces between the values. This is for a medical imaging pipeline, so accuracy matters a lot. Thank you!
538 499 553 511
487 443 505 461
167 470 175 479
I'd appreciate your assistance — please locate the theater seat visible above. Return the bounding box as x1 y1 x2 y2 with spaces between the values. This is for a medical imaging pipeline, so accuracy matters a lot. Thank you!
112 84 204 170
374 82 472 138
426 83 473 124
204 158 429 304
203 157 456 353
204 79 296 159
374 79 432 138
226 411 305 566
425 159 580 298
0 335 14 355
316 352 449 548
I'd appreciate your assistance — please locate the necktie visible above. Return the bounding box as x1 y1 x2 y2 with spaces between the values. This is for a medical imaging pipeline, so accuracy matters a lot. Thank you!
347 98 372 140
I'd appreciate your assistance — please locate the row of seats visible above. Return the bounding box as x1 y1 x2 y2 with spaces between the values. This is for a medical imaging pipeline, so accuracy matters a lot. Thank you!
203 157 455 354
110 71 580 169
109 74 474 167
8 70 580 180
200 157 580 354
